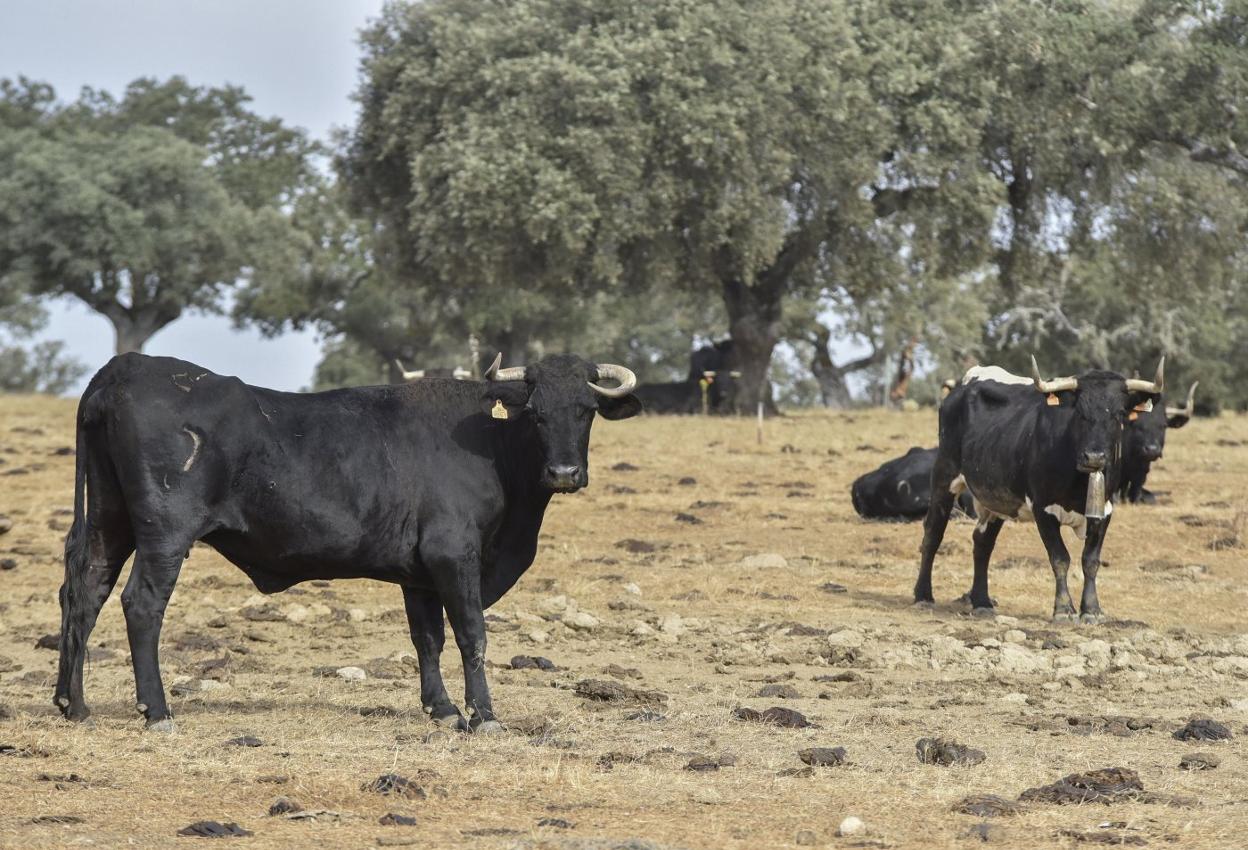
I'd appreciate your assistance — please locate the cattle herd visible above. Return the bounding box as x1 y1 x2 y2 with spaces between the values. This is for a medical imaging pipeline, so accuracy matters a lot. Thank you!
50 349 1201 735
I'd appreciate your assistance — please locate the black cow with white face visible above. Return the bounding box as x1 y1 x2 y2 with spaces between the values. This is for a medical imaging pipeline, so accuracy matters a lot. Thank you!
1118 382 1197 504
851 447 977 521
914 358 1164 623
55 352 640 732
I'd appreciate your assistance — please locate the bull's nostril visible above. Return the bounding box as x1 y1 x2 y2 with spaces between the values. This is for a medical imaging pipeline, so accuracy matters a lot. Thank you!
1081 451 1107 470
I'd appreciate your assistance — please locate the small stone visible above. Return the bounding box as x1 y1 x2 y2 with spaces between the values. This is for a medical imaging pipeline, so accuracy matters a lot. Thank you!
915 737 986 766
268 797 301 816
623 582 641 596
565 611 600 631
1002 629 1027 644
798 747 847 767
362 773 428 799
527 629 549 643
379 813 418 826
796 829 817 845
0 558 16 571
659 615 685 635
1173 718 1233 741
225 736 263 748
336 666 367 682
1179 752 1220 770
838 816 865 837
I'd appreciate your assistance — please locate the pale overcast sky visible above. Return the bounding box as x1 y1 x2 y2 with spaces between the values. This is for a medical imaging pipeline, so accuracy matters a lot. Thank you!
2 0 386 392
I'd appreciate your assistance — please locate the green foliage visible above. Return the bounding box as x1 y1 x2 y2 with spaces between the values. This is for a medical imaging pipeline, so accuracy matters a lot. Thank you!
0 77 321 355
0 340 86 395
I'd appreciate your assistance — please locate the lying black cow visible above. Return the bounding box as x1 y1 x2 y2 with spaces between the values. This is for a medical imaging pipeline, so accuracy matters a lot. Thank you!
55 352 640 732
915 358 1164 623
852 447 976 521
1118 381 1197 504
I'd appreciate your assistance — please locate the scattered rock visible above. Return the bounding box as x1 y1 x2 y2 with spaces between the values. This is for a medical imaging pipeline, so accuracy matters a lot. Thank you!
537 817 574 829
732 706 812 728
225 736 262 748
952 794 1022 817
565 611 600 631
1018 767 1145 804
616 539 658 554
1172 718 1232 742
1179 752 1221 771
0 558 16 571
1058 829 1147 846
916 737 986 766
240 603 285 622
176 821 253 838
335 666 367 682
796 829 818 846
362 774 428 799
756 683 800 699
838 816 865 837
574 679 667 706
379 813 418 826
268 797 301 816
510 655 558 671
1067 715 1160 737
798 747 847 767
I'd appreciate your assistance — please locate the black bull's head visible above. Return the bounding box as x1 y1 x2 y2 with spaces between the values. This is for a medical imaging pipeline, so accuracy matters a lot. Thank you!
479 353 642 491
1031 356 1165 474
1126 380 1198 462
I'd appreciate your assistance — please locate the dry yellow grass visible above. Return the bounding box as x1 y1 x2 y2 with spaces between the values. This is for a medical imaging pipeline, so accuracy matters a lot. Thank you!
1 393 1246 849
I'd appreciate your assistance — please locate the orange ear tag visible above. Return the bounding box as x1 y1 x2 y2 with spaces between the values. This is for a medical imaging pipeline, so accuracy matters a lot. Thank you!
491 399 509 420
1046 393 1059 406
1129 410 1139 421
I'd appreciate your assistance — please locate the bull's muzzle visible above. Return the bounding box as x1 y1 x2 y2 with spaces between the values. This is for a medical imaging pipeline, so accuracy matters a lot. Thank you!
1077 451 1107 473
544 464 585 492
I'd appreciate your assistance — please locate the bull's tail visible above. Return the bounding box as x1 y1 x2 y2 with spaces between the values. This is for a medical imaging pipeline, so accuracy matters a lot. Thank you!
53 370 127 721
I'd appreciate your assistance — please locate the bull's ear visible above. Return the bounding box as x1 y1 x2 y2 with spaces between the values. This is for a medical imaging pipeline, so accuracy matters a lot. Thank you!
1127 391 1160 415
1167 413 1192 429
597 393 643 421
480 383 530 421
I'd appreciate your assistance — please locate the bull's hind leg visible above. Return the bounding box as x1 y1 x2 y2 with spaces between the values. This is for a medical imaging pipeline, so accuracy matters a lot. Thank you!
914 459 960 605
120 547 186 730
1035 512 1076 622
1078 515 1111 624
55 524 133 722
401 587 466 731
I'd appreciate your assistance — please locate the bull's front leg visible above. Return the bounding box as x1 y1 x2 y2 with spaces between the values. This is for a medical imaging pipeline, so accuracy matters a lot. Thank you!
1034 512 1076 622
1078 515 1111 624
401 587 465 731
423 538 502 734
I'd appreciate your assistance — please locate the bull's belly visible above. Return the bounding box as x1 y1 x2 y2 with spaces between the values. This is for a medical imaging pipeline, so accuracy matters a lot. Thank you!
949 474 1110 539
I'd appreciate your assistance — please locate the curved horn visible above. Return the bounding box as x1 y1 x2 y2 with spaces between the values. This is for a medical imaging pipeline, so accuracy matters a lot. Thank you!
484 352 526 382
1126 356 1165 395
1031 355 1078 393
589 363 637 398
1165 380 1198 419
394 359 424 381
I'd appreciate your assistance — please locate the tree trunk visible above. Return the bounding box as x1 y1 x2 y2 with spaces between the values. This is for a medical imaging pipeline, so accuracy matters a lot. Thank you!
722 276 782 416
807 325 881 409
106 309 174 355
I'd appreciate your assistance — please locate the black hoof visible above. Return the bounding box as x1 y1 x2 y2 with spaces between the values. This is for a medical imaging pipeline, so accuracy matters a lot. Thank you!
956 592 998 607
428 706 468 732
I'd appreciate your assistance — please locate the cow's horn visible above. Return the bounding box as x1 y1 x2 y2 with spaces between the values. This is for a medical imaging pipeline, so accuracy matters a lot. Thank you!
1165 380 1198 419
1125 356 1164 394
1031 355 1078 393
589 363 637 398
394 359 424 380
484 352 527 382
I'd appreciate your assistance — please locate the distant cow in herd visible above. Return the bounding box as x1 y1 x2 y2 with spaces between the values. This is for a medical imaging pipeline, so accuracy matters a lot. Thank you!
634 340 743 414
1118 380 1197 503
914 358 1165 623
55 352 641 732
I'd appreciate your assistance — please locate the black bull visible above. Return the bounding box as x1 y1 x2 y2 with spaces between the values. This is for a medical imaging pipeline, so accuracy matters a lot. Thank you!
851 447 976 520
915 362 1163 623
1119 382 1197 503
54 352 641 732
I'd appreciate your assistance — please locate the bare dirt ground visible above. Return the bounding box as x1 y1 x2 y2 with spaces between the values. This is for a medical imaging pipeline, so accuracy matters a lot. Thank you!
1 393 1245 850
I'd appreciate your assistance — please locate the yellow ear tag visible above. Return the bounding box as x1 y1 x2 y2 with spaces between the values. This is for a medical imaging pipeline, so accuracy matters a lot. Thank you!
1129 410 1139 421
1134 399 1153 413
491 399 509 420
1046 393 1059 406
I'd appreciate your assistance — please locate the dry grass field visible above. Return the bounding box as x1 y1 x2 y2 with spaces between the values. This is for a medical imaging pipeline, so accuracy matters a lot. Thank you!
1 393 1246 850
